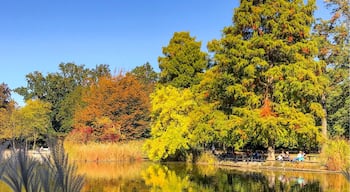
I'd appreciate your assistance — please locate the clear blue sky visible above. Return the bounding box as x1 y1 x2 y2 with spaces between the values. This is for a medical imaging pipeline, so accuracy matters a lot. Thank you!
0 0 330 106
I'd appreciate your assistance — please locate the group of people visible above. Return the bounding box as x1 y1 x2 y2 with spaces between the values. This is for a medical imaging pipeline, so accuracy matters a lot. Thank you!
276 150 306 162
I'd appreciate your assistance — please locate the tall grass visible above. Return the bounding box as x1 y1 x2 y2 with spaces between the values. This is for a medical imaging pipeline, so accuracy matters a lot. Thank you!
0 138 85 192
64 140 145 162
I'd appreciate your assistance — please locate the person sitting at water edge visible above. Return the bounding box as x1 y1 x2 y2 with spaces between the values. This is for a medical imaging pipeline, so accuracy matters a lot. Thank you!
293 151 305 162
277 150 285 161
284 151 290 161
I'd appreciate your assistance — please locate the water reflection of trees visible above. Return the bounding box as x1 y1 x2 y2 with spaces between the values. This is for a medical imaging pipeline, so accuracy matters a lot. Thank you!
142 164 349 192
78 162 349 191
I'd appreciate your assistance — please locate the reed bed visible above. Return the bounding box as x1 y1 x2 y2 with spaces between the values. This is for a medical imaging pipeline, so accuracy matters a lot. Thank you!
64 140 145 162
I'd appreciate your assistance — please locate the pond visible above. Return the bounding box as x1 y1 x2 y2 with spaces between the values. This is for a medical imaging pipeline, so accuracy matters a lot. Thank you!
79 162 349 192
0 161 349 191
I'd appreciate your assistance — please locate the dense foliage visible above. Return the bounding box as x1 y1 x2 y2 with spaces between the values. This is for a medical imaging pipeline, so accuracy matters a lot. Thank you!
144 0 330 161
158 32 208 88
15 63 111 134
314 0 349 138
73 74 150 142
0 1 348 163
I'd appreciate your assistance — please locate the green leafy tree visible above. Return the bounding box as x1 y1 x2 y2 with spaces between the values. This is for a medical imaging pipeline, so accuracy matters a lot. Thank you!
159 32 208 88
56 86 84 134
314 0 349 138
207 0 326 158
128 62 158 85
18 99 52 149
15 63 111 134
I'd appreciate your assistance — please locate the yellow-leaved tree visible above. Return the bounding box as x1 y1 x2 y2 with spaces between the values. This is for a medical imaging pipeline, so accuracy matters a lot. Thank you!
18 99 52 150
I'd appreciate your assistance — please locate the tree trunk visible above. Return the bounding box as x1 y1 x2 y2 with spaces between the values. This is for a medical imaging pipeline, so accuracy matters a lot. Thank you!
321 94 328 153
322 114 327 139
321 94 328 139
33 135 37 151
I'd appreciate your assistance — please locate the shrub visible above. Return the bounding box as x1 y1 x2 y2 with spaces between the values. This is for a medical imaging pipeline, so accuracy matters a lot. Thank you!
321 139 350 171
195 151 218 165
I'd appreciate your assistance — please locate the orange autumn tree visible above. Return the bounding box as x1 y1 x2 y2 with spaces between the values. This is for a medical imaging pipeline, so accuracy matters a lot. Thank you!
73 73 150 142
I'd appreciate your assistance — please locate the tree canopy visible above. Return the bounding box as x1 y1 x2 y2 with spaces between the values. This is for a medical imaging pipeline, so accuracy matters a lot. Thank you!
314 0 350 138
73 73 150 142
15 63 111 134
158 32 208 88
0 0 347 162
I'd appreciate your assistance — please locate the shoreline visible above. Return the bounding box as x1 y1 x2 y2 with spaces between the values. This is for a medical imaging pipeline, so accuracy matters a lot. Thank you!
216 160 343 174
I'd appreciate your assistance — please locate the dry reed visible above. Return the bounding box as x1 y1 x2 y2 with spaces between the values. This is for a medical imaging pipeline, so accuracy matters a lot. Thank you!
64 140 145 162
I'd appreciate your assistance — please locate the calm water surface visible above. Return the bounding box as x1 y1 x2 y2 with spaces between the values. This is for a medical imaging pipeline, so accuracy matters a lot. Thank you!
0 161 348 191
78 162 349 192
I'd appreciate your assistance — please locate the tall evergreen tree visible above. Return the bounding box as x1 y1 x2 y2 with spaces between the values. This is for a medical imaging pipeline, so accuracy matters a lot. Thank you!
207 0 326 158
159 32 208 88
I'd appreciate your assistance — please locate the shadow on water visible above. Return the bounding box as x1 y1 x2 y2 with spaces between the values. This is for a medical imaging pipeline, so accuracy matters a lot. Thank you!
27 161 348 192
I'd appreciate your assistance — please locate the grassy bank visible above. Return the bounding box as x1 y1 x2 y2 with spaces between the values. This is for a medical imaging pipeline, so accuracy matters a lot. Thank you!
64 140 146 162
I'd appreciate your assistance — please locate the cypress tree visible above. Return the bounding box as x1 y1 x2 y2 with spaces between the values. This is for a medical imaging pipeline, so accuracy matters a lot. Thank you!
208 0 327 158
159 32 208 88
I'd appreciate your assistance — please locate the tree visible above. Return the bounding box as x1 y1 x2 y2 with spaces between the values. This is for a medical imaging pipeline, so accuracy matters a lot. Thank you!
15 63 111 134
0 83 11 109
18 99 52 149
0 101 20 143
207 0 325 158
56 87 84 134
158 32 208 88
314 0 350 138
144 86 195 160
128 62 158 99
0 84 22 147
128 62 158 86
144 84 236 161
74 74 150 141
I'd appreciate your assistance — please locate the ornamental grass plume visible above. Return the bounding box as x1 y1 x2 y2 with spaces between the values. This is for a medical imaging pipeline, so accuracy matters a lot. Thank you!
45 137 85 192
0 137 85 192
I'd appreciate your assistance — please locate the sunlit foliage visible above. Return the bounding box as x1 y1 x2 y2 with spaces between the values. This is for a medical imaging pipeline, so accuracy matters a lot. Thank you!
159 32 208 88
73 74 150 142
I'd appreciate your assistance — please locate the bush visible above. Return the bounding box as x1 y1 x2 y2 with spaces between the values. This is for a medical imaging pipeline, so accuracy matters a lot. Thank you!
195 151 218 165
321 139 350 171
